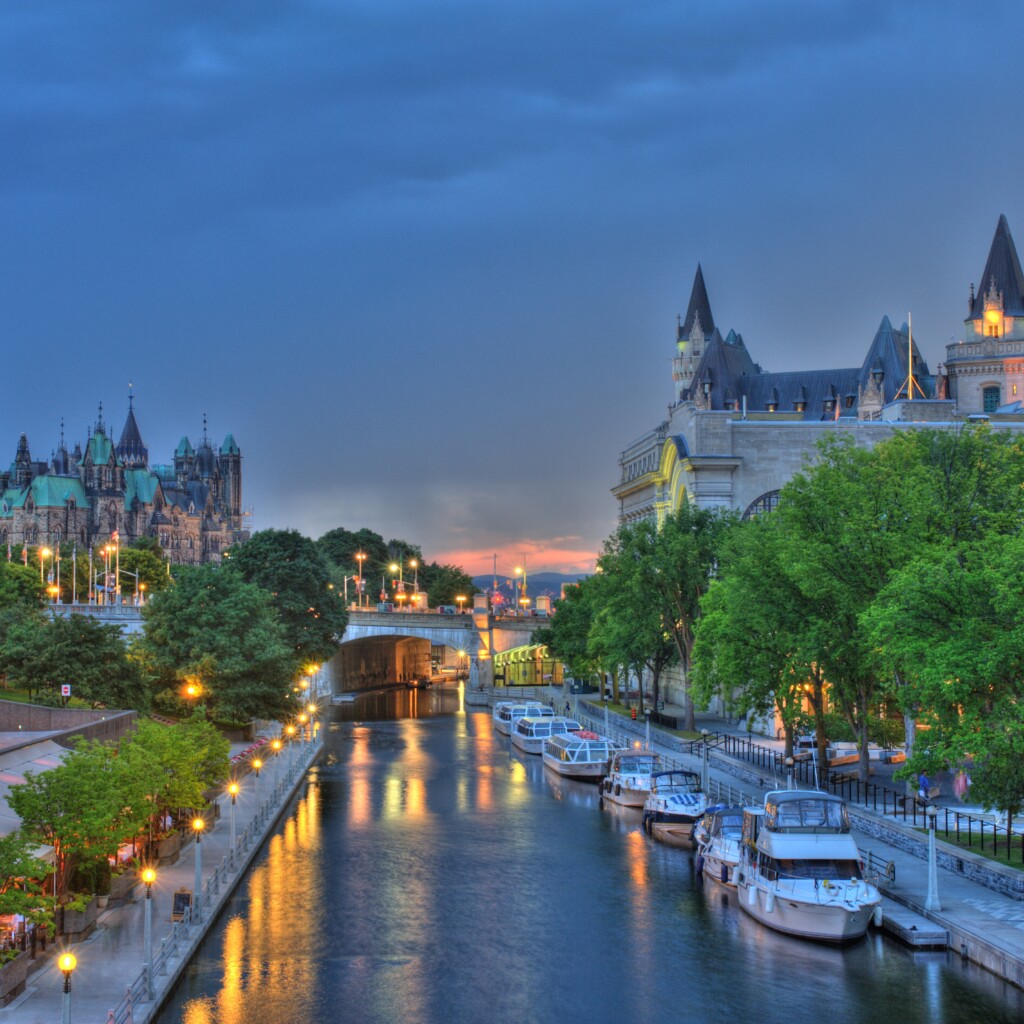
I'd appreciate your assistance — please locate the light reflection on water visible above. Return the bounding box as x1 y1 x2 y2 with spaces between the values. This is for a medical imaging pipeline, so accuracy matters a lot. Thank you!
159 691 1024 1024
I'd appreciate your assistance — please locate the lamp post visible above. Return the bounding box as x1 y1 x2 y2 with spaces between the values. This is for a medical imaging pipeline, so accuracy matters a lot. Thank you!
925 804 941 912
456 594 466 614
785 755 795 790
298 713 309 743
644 707 651 749
142 867 156 999
271 738 283 792
285 724 297 766
701 728 710 794
59 952 76 1024
355 551 366 608
252 757 263 803
228 782 239 867
39 546 52 584
192 816 205 924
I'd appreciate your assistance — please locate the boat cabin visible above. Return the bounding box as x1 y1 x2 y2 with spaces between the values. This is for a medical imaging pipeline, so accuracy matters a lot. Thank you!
649 770 702 796
763 791 851 833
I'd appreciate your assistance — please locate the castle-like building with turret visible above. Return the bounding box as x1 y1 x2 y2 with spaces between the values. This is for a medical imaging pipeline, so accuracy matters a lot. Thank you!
0 400 248 563
615 214 1024 525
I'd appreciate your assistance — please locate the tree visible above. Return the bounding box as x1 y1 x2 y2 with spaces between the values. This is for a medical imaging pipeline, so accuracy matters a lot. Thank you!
227 529 346 668
693 512 823 758
424 564 477 608
141 564 295 722
536 577 603 684
0 561 44 611
316 527 388 577
9 743 124 900
0 612 142 707
0 831 55 932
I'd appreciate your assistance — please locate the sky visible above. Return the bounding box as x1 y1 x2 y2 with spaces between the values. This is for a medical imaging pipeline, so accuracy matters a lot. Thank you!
4 1 1024 577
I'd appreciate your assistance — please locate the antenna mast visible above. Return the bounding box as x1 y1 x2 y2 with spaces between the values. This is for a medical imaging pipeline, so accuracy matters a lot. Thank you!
897 312 926 400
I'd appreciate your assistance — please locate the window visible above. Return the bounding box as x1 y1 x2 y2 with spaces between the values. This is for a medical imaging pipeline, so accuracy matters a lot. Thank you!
742 491 781 520
983 386 1001 413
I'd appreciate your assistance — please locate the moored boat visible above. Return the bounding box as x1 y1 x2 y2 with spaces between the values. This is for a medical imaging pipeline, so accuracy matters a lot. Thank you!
492 700 553 736
599 750 661 808
511 715 581 755
694 804 746 886
542 732 619 782
641 769 709 847
735 790 882 943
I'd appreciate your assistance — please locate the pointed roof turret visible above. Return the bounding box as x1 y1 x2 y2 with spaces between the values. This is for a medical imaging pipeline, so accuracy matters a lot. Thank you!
116 390 148 468
680 264 715 340
970 214 1024 318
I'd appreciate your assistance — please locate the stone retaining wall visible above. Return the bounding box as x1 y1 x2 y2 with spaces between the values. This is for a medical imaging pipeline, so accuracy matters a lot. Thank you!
0 700 136 749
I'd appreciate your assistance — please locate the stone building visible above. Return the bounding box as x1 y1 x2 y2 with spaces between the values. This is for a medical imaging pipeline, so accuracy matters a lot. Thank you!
612 214 1024 710
0 401 249 563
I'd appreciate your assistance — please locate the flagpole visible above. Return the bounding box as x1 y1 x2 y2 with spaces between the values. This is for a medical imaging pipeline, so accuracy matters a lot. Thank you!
72 546 77 605
89 548 94 605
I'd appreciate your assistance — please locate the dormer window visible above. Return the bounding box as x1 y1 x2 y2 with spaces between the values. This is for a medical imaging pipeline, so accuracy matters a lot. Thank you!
795 401 806 413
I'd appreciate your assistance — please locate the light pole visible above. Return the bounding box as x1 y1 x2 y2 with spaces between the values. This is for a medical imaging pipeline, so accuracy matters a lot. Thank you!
39 546 52 584
925 804 941 912
252 757 263 803
604 696 609 734
298 713 309 743
192 816 205 924
355 551 366 608
456 594 466 614
285 724 297 765
59 952 76 1024
142 867 156 999
272 738 283 791
644 707 651 749
228 782 239 867
701 728 710 794
785 755 795 790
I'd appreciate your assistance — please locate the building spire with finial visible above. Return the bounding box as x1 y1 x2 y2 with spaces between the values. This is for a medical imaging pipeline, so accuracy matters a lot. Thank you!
96 401 105 435
128 379 134 411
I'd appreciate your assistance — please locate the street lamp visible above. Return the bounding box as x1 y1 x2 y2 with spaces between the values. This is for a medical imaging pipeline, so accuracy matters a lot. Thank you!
39 546 52 584
59 952 76 1024
252 757 263 802
192 816 205 924
456 594 466 614
142 867 156 998
925 804 941 912
785 755 795 790
228 782 239 867
701 728 710 794
271 738 283 791
645 707 651 749
355 551 366 608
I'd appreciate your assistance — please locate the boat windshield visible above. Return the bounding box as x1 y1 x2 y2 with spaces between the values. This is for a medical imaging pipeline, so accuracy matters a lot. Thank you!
762 857 863 881
618 757 657 775
653 771 701 793
765 797 850 832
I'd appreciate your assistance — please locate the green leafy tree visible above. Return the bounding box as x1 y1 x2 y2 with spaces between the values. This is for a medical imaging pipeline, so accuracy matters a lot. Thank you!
9 743 124 901
424 564 477 608
141 564 294 722
693 512 823 758
227 529 346 668
316 527 388 577
0 560 44 610
0 613 142 707
0 831 55 931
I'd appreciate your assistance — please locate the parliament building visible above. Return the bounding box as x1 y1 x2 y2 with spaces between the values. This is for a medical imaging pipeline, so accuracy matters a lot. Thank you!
0 401 249 563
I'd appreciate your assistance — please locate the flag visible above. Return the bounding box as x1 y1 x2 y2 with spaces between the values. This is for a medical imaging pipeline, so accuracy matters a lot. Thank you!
21 546 27 566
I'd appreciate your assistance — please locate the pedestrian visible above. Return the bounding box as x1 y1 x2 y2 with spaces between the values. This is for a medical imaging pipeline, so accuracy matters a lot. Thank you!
564 701 571 716
917 770 930 802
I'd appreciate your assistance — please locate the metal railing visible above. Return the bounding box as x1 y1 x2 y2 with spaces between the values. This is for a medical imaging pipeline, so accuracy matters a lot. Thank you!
99 738 322 1023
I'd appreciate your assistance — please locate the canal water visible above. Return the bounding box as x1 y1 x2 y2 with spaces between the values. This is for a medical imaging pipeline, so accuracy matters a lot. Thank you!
156 688 1024 1024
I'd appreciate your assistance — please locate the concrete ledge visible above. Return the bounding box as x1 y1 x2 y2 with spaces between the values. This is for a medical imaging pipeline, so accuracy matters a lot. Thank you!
880 897 947 948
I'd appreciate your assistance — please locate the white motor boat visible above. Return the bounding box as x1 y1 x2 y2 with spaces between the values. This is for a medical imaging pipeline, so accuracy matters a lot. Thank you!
511 715 581 755
492 700 552 736
599 750 661 808
735 790 882 943
543 731 618 782
641 769 709 848
694 804 746 887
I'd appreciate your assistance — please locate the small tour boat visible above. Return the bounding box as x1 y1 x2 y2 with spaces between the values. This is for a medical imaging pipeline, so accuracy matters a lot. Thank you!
641 769 709 847
694 804 746 887
735 790 882 943
542 732 619 782
599 750 661 808
492 700 553 736
511 715 582 755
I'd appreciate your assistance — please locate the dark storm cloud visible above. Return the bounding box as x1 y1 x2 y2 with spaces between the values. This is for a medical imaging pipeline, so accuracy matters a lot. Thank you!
0 1 1020 573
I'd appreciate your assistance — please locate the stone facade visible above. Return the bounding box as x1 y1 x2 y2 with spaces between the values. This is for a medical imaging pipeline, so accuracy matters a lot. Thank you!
0 403 248 564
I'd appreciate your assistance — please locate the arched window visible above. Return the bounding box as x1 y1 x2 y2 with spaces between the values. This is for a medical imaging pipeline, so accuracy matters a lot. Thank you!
742 490 781 520
983 385 1001 413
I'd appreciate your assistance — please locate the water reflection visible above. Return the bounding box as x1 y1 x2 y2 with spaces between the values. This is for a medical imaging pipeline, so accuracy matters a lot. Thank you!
158 696 1024 1024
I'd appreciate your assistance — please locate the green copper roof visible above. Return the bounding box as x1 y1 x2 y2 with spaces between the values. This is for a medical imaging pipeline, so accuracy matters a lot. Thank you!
175 437 193 457
220 434 239 455
124 468 160 505
86 431 117 466
28 475 90 509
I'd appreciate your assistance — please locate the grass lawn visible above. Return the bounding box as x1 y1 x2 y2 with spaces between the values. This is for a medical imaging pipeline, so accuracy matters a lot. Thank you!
932 826 1024 870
